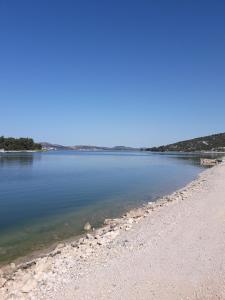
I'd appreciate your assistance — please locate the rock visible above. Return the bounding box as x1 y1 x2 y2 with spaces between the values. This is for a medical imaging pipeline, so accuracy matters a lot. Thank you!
49 250 61 257
167 197 173 202
34 258 52 276
104 230 119 240
21 278 37 293
86 233 93 240
20 260 36 270
0 277 6 288
84 222 91 231
94 228 104 236
10 263 16 270
110 226 119 232
104 219 112 225
104 219 121 228
126 208 143 219
79 238 86 245
71 242 79 248
126 218 133 224
125 224 132 231
89 240 97 247
56 243 65 249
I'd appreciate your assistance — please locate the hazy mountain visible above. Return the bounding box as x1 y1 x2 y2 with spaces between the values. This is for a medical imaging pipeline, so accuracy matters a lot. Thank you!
40 142 139 151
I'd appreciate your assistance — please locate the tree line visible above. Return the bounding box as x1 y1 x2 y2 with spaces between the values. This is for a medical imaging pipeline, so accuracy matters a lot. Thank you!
0 136 42 151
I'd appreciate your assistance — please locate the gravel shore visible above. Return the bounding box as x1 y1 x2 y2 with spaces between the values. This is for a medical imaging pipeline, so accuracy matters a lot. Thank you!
1 160 225 300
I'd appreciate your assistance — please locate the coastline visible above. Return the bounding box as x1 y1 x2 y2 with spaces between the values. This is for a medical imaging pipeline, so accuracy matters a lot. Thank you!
0 150 42 153
0 162 206 269
1 159 225 299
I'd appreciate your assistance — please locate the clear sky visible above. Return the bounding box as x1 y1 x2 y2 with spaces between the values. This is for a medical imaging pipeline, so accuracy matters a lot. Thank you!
0 0 225 147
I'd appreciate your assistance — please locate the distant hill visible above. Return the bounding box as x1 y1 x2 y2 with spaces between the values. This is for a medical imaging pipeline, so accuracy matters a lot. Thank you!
40 142 71 151
40 142 138 151
145 133 225 152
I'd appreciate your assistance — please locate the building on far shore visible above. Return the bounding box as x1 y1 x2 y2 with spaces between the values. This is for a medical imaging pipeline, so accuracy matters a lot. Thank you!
0 149 5 152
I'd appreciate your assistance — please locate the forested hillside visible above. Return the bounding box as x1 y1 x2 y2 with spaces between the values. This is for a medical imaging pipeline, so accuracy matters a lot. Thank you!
146 133 225 152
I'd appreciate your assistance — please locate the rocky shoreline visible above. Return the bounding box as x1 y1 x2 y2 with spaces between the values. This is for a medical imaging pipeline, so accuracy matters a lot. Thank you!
0 161 224 299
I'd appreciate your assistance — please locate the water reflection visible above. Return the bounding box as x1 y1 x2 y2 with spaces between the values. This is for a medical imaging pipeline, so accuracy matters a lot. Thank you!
0 153 41 167
152 152 224 167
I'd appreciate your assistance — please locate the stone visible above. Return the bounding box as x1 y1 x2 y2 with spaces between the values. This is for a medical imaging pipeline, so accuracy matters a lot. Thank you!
20 260 36 270
84 222 91 231
104 230 119 240
126 218 133 224
0 277 6 288
86 233 93 240
89 240 97 247
79 238 86 245
104 218 117 225
56 243 65 249
10 263 16 270
49 250 61 257
21 278 37 293
125 224 132 231
34 259 52 276
71 242 79 248
126 208 143 219
104 219 112 225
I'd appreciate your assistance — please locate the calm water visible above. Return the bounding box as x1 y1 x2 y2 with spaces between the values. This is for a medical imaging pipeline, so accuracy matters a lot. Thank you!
0 151 222 264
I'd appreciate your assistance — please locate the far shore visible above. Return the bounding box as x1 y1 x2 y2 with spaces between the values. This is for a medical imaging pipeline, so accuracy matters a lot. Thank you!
0 150 43 153
1 148 225 154
1 158 225 299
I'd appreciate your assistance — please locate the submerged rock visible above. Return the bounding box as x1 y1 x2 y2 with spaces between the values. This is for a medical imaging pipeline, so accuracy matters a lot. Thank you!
84 222 91 231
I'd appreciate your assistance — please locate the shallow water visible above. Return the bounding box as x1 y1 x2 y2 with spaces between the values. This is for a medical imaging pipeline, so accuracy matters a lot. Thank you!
0 151 222 264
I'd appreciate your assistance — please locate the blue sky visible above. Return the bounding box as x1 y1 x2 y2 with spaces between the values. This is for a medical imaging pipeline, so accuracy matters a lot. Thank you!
0 0 225 147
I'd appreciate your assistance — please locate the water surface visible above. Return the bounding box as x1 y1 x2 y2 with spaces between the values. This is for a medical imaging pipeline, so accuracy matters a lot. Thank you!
0 151 222 264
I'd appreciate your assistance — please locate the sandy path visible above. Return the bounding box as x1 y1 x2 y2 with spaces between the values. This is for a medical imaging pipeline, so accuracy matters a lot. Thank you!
1 162 225 299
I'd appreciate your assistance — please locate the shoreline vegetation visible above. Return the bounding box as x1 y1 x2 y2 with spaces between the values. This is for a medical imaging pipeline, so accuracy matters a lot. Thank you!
1 159 225 299
0 137 42 152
